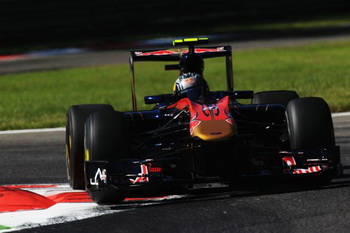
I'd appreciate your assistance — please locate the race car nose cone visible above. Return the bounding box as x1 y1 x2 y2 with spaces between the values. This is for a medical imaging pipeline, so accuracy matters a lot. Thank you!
191 120 234 141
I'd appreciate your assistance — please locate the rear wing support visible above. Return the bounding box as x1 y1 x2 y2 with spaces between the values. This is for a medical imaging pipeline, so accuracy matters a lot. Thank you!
226 52 234 91
129 56 137 111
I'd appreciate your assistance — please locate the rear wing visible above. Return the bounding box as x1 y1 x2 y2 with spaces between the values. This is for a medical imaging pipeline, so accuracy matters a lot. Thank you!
129 39 234 110
130 46 232 61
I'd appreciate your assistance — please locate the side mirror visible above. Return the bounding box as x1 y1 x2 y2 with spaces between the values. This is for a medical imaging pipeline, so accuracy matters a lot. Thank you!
145 95 164 104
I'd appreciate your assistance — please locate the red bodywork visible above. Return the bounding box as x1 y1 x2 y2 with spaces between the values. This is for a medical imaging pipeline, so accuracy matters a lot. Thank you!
168 96 237 141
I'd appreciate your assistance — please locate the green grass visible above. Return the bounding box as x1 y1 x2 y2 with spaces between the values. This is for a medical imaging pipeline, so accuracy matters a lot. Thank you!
1 40 350 130
0 225 11 230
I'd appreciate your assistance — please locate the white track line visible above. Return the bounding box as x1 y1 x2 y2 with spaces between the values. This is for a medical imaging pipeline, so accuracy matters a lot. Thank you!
0 127 65 135
332 112 350 117
0 183 185 232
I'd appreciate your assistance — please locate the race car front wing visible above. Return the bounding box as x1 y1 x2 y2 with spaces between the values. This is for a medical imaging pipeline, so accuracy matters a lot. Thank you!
85 146 341 193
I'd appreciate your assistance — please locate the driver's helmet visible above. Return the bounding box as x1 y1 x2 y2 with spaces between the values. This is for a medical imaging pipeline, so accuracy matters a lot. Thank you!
173 72 209 102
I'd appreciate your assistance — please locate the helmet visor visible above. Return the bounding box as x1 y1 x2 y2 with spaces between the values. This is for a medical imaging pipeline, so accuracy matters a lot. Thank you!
180 86 204 102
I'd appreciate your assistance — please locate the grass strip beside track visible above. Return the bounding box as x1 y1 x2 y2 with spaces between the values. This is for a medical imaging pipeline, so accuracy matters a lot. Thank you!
0 225 11 230
1 40 350 130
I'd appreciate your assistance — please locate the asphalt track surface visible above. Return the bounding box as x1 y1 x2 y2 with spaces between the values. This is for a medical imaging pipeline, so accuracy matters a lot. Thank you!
0 115 349 233
1 35 350 232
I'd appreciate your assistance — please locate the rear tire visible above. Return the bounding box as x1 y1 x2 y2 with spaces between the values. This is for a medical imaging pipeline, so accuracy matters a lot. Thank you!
252 90 299 106
84 111 130 203
66 104 114 189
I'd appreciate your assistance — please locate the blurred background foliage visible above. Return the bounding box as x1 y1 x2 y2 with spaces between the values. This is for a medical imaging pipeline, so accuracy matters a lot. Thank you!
1 0 350 53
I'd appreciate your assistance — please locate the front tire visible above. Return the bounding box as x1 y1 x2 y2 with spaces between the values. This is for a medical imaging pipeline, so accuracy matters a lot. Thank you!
286 97 336 184
66 104 114 189
84 111 130 203
286 97 335 150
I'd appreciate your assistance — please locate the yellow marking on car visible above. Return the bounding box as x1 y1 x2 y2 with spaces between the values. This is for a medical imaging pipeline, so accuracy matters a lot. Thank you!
173 39 183 46
65 144 69 159
172 38 209 46
69 136 72 149
184 38 198 42
184 38 208 42
85 149 90 161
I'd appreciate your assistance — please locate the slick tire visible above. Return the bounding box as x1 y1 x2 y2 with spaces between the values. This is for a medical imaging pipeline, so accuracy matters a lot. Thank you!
84 111 130 204
286 97 336 185
66 104 114 189
84 111 130 161
286 97 335 150
252 90 299 106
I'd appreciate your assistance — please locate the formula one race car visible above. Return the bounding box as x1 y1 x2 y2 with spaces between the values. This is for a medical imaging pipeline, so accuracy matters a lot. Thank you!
66 38 342 204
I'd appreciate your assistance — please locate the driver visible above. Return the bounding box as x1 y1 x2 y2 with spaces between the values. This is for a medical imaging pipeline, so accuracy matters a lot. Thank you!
173 52 210 103
173 72 210 103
